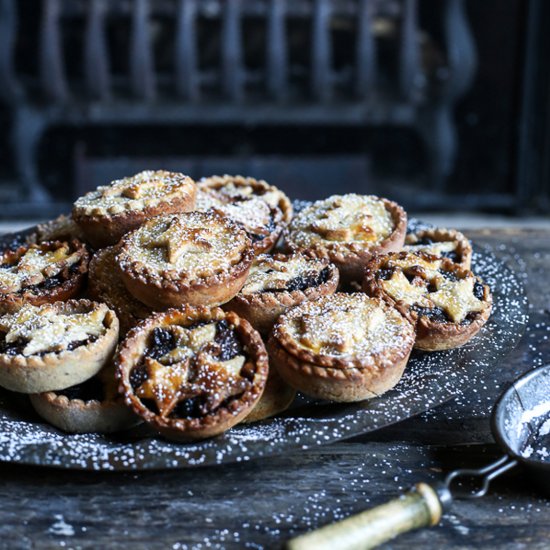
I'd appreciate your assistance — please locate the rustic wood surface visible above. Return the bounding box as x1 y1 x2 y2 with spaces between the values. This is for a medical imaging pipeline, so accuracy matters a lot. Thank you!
0 228 548 550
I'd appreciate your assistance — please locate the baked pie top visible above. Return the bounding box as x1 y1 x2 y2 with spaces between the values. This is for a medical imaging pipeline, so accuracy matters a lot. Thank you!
405 228 471 266
273 293 413 364
198 174 292 224
0 241 87 295
120 308 267 422
117 211 252 282
371 252 489 324
73 170 195 218
240 253 332 295
288 194 396 248
0 301 111 357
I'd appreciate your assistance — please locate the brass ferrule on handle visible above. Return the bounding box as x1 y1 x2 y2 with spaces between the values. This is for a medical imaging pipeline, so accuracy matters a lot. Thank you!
286 483 443 550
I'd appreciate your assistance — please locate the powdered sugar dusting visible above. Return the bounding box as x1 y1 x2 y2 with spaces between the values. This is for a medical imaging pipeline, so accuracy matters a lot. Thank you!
0 219 528 470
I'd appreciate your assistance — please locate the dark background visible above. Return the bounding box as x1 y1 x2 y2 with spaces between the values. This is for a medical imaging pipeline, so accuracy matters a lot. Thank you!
0 0 548 218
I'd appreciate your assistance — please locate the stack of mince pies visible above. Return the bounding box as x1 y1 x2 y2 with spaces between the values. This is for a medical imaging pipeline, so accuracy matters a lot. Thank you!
0 169 492 442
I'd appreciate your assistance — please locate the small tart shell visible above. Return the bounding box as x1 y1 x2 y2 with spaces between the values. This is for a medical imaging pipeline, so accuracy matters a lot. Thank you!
268 294 415 402
362 254 492 351
198 175 293 255
0 300 119 394
224 255 339 335
88 246 153 334
242 362 296 423
117 212 255 309
287 196 407 282
116 306 269 441
72 171 197 248
30 391 139 434
0 240 89 312
405 228 472 270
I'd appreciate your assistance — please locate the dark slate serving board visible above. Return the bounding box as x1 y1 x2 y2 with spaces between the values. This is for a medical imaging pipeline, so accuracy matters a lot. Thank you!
0 224 528 470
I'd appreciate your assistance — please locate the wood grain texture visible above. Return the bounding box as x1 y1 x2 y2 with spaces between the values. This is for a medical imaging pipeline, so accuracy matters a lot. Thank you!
0 228 548 549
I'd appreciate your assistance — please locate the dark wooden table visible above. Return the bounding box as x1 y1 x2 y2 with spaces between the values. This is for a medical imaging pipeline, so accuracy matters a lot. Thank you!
1 228 548 550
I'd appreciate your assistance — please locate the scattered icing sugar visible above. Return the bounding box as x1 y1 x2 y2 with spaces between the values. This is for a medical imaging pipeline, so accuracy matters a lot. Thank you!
0 217 529 470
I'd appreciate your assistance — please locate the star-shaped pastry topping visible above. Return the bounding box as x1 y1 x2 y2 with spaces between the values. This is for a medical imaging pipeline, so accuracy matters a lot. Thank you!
0 245 78 294
136 357 191 417
189 350 249 414
0 304 106 356
429 277 486 323
309 199 376 242
146 217 214 263
298 305 383 354
381 270 430 306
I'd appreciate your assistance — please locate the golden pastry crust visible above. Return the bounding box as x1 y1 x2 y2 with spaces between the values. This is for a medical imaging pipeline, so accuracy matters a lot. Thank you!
0 240 89 311
117 211 255 308
224 253 339 335
196 175 292 255
242 363 296 423
0 300 119 393
268 293 415 402
287 194 407 282
116 306 269 441
362 251 492 351
30 365 140 433
72 170 197 248
88 246 153 334
405 227 472 270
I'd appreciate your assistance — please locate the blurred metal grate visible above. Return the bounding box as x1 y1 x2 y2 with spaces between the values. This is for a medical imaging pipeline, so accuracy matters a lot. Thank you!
0 0 480 212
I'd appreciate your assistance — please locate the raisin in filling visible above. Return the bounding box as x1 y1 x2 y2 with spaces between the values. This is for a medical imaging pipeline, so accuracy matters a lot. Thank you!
441 250 459 262
0 335 97 356
410 305 449 323
439 269 460 282
377 267 395 281
473 281 485 300
214 319 243 361
57 376 105 402
249 216 278 243
415 237 434 246
267 265 331 293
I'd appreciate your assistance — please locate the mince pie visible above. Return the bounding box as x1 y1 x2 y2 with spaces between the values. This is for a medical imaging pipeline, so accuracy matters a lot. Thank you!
268 293 415 402
363 251 492 351
198 174 293 224
0 240 89 310
72 170 196 248
117 211 254 309
30 364 140 433
89 246 153 334
224 253 339 335
0 300 119 393
405 227 472 270
33 214 87 244
287 194 407 282
116 306 268 441
196 175 292 255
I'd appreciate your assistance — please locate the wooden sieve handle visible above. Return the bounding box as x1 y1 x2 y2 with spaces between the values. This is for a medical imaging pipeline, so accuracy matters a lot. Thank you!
286 482 443 550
